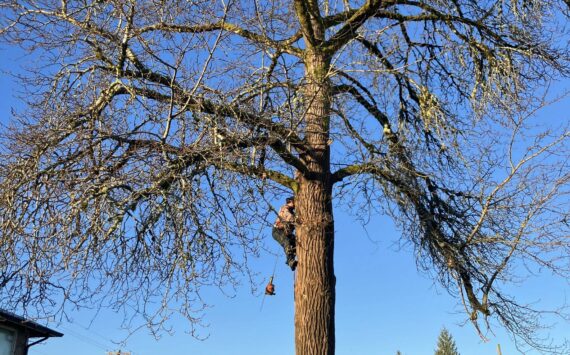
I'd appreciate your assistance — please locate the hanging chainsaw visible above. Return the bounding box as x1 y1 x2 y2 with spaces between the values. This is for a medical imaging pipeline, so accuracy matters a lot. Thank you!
260 258 279 311
265 276 276 296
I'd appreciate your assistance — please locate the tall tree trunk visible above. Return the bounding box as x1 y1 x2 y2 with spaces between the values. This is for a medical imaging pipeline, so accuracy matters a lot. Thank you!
294 51 335 355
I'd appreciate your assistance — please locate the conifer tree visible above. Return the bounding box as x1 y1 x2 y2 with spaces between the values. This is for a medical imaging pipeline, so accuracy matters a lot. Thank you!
434 328 460 355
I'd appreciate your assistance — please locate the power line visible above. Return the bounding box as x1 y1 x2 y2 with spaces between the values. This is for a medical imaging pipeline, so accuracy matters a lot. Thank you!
67 320 120 346
58 322 135 355
58 324 112 351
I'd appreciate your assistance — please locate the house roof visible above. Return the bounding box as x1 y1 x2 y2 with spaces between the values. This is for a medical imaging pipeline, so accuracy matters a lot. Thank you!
0 309 63 338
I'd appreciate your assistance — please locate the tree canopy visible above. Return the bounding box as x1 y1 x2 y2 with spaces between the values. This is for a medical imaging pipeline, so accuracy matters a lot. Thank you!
1 1 569 353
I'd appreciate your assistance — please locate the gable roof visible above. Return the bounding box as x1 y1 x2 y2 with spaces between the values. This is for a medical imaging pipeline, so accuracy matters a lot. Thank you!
0 309 63 338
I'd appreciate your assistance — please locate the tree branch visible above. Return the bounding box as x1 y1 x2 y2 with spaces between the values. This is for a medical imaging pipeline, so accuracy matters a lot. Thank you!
136 22 303 57
323 0 384 54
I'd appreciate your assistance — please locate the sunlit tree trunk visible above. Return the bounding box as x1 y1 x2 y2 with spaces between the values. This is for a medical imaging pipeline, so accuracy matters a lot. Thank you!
294 50 336 355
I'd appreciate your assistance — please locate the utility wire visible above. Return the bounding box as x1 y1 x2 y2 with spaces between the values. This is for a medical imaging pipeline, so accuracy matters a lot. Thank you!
59 322 135 355
59 324 113 351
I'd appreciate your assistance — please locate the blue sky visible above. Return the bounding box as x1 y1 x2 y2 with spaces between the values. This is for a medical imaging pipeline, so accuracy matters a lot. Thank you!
15 211 569 355
1 37 569 355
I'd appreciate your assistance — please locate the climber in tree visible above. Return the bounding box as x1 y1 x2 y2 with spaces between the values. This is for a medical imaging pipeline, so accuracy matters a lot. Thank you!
272 197 297 271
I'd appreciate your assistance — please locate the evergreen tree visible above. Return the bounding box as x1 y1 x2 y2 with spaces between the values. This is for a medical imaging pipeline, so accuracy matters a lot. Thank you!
434 328 460 355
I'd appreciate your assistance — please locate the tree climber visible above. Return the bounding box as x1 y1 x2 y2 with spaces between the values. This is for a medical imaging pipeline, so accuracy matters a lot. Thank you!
272 196 297 271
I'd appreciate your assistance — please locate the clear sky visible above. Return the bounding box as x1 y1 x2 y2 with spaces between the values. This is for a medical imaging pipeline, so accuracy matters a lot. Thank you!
1 35 569 355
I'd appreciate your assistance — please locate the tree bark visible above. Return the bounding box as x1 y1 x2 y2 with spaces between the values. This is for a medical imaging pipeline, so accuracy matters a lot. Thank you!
294 51 335 355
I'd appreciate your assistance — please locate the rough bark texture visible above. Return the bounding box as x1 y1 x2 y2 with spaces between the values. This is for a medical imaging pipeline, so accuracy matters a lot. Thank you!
294 51 336 355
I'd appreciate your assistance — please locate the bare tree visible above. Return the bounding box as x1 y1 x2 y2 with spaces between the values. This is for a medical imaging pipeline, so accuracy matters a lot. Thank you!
1 1 569 354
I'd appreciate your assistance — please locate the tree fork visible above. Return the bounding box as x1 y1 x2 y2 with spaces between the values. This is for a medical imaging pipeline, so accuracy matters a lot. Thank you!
294 50 336 355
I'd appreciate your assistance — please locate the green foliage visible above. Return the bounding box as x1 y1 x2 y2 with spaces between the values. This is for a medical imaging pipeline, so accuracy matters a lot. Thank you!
434 328 460 355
